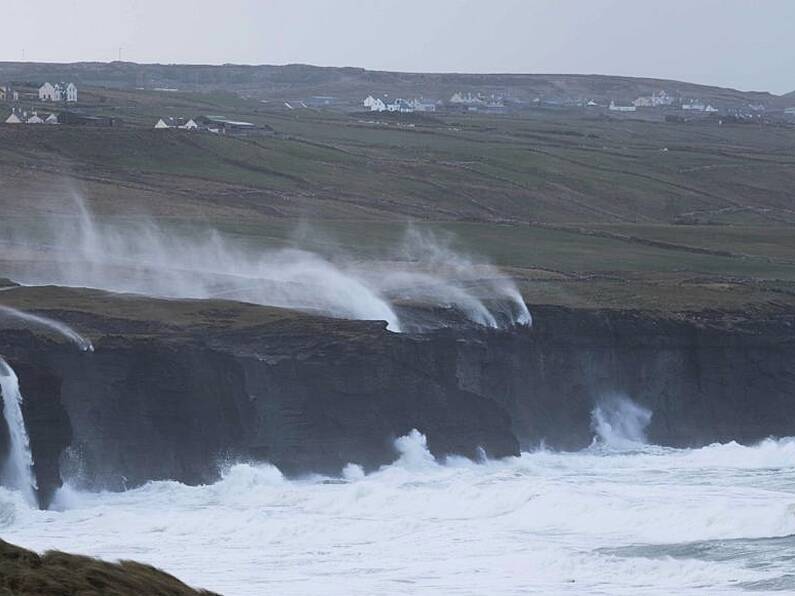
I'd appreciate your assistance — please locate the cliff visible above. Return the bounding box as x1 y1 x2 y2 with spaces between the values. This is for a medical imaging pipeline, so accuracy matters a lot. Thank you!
0 287 518 508
0 286 793 508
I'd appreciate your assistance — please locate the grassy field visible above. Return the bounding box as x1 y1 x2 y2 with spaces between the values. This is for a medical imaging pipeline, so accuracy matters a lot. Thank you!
1 86 794 313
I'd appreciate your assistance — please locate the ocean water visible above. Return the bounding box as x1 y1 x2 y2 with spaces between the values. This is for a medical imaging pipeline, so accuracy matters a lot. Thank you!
2 431 795 595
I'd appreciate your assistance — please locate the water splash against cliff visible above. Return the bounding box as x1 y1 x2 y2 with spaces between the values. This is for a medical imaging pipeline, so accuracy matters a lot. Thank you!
0 358 37 507
0 306 93 351
591 394 652 449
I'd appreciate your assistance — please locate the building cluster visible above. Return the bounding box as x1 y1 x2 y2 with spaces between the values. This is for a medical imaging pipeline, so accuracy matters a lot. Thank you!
599 91 720 114
1 81 85 126
632 90 675 107
363 96 438 113
154 115 264 135
449 92 505 109
362 92 511 114
4 108 59 125
38 82 78 103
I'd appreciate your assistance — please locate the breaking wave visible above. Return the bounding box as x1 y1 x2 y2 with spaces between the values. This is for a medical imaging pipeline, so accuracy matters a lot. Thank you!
3 431 795 595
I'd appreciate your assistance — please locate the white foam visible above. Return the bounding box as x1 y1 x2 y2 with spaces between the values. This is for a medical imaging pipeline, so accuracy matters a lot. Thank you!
4 433 795 595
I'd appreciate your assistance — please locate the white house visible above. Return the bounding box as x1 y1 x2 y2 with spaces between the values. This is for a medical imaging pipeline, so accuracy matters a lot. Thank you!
39 82 59 101
45 113 59 124
609 101 637 112
61 82 78 103
682 101 706 111
154 117 172 129
4 112 22 124
363 96 387 112
705 105 719 113
26 113 44 124
179 119 198 130
386 98 414 113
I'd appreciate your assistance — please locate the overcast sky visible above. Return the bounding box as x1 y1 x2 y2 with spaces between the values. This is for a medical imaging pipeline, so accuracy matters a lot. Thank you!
2 0 793 94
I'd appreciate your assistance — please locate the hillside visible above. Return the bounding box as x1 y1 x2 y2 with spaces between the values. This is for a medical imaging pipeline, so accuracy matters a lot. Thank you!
1 83 794 314
0 61 782 108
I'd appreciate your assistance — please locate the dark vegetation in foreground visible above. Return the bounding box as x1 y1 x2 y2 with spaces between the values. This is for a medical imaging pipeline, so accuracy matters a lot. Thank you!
0 539 219 596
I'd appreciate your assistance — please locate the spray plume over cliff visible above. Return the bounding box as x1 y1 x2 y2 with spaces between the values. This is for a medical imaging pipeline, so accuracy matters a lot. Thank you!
6 194 530 332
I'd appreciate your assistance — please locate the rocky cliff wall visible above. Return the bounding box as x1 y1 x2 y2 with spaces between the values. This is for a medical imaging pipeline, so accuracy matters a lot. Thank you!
0 293 793 508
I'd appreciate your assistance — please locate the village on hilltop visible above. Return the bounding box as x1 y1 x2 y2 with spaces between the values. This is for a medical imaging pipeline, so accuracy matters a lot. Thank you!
358 88 768 121
1 75 793 131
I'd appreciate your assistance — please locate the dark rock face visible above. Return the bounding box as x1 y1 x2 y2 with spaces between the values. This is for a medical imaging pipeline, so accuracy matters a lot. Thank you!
1 300 794 509
0 317 519 506
453 306 795 451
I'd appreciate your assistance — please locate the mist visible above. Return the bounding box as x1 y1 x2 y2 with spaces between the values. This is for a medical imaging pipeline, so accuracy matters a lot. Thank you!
4 194 531 332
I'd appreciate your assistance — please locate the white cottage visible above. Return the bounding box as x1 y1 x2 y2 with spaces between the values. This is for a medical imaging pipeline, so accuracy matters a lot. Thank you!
45 113 59 124
26 113 44 124
154 118 172 129
363 96 387 112
39 82 59 101
60 82 78 103
4 112 22 124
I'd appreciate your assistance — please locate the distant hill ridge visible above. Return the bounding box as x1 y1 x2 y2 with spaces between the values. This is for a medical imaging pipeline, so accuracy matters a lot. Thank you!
0 61 782 106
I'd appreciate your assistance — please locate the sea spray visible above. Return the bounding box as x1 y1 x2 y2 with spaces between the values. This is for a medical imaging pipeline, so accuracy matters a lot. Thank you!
591 394 652 449
0 305 93 351
0 358 37 507
391 429 438 470
10 196 531 331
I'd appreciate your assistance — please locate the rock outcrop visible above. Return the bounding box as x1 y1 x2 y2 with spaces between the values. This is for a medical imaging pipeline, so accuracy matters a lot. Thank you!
0 538 219 596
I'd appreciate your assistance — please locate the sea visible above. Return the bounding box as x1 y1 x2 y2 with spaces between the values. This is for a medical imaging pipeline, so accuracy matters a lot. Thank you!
1 429 795 595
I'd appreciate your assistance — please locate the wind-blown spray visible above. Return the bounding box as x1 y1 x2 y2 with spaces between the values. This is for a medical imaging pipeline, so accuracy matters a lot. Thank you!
0 357 37 506
9 195 531 332
0 305 93 351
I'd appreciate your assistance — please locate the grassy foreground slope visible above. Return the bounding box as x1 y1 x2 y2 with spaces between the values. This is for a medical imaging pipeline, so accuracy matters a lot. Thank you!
0 539 218 596
1 86 794 313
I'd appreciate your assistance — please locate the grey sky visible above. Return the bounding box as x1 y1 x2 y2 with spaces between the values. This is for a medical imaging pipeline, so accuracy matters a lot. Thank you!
2 0 793 94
